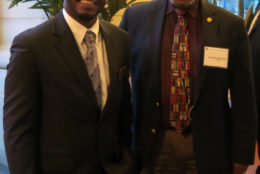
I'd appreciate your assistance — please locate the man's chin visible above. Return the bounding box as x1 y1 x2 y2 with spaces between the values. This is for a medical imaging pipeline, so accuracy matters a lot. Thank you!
173 4 190 10
171 0 196 10
78 13 97 21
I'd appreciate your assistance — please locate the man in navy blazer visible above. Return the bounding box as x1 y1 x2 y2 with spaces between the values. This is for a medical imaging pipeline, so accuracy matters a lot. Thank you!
3 0 133 174
120 0 257 173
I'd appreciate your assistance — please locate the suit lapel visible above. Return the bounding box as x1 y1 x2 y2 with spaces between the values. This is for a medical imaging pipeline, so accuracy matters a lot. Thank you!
52 12 98 109
99 21 118 119
149 0 168 58
193 0 217 106
147 0 168 100
249 11 260 37
254 15 260 30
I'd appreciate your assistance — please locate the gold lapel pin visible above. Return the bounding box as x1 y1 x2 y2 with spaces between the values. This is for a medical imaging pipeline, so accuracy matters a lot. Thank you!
207 17 213 23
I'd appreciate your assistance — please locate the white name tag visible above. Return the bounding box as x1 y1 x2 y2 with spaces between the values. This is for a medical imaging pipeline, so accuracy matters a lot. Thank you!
203 46 229 69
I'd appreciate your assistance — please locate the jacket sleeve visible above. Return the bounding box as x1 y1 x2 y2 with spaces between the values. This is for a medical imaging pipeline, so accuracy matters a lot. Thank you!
3 34 41 174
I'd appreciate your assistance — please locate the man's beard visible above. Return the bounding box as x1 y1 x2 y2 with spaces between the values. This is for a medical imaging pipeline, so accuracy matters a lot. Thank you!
170 0 196 10
78 14 97 21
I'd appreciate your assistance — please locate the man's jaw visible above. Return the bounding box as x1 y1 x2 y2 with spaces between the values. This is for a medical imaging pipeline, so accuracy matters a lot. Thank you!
170 0 196 10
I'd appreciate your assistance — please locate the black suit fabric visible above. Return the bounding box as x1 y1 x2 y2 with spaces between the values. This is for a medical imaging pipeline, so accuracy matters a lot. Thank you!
249 6 260 158
4 12 133 174
120 0 257 173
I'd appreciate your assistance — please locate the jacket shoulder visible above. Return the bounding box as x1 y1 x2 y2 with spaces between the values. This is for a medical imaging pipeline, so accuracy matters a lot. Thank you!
100 20 128 42
120 1 156 32
12 19 54 47
127 1 153 18
101 20 127 35
210 3 244 24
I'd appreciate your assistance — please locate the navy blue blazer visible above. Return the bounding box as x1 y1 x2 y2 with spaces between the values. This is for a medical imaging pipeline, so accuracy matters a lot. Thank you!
120 0 257 173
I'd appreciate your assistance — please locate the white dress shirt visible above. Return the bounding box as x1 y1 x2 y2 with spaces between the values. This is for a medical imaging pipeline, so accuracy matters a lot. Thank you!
63 9 110 109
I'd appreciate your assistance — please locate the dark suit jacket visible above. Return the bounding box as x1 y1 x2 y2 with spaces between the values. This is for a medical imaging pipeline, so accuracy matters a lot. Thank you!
247 2 260 30
249 7 260 158
120 0 257 173
4 11 133 174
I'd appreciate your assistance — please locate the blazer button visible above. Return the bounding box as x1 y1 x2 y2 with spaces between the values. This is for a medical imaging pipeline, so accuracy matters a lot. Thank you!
151 129 156 134
156 102 160 107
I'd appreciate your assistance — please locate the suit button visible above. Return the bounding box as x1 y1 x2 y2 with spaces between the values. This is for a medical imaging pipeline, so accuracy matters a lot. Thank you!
151 129 156 134
156 102 160 107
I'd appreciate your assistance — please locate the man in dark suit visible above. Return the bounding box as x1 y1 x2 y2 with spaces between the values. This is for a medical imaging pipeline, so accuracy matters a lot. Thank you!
3 0 133 174
120 0 257 173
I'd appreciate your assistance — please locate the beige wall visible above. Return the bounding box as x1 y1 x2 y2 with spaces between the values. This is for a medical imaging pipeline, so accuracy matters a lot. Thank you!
0 0 46 50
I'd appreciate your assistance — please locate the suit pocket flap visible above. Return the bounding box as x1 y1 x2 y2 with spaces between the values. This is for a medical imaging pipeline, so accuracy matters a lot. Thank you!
42 158 74 172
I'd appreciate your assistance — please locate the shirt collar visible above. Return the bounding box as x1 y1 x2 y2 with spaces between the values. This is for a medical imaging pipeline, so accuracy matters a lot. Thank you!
167 0 199 19
63 8 100 45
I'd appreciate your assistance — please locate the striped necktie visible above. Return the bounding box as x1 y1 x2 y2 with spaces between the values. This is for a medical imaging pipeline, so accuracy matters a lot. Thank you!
169 10 191 133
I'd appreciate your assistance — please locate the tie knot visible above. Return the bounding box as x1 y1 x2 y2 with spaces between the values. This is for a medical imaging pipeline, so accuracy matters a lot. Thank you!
83 30 96 45
175 9 186 16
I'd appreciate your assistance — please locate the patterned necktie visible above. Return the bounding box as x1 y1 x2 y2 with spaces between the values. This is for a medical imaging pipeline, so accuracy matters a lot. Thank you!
169 10 191 133
83 31 102 107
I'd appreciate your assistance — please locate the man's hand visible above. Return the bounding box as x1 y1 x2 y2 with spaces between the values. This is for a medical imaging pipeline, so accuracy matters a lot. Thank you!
233 163 248 174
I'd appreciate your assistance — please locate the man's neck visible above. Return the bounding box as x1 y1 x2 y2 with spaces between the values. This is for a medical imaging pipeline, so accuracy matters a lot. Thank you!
78 17 97 28
169 0 199 18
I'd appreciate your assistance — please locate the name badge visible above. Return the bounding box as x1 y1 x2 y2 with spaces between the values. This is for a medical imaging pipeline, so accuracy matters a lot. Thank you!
203 46 229 69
